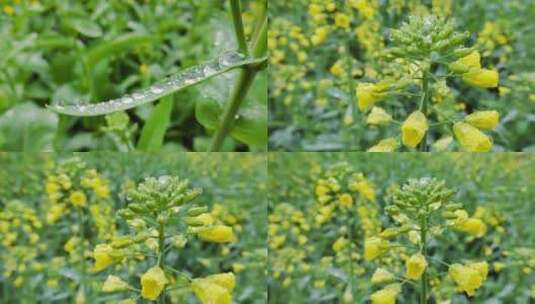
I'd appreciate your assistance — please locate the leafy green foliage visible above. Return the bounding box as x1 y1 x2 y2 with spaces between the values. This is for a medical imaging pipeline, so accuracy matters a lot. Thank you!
0 0 267 151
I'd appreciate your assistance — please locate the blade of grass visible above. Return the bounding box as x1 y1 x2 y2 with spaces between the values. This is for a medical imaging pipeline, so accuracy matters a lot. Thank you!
137 95 173 151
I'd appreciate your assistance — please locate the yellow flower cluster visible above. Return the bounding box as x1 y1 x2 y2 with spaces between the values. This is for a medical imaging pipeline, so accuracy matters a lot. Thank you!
192 273 236 304
449 261 488 296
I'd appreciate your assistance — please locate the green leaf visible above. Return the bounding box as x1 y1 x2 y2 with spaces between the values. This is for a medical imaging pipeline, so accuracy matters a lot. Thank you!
196 70 267 148
137 95 173 152
83 33 155 69
68 17 103 38
0 103 58 151
48 51 266 116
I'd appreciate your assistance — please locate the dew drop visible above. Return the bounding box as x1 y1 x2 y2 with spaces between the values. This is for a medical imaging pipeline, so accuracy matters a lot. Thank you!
151 86 164 94
203 65 217 76
132 92 143 100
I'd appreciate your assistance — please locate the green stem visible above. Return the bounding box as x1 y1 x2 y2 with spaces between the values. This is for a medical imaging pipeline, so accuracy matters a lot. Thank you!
78 210 87 301
157 222 166 304
419 70 430 152
420 216 428 304
346 215 356 301
229 0 248 55
208 13 267 152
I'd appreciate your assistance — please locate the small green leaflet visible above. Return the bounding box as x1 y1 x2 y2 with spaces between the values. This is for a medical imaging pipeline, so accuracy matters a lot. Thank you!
47 51 266 117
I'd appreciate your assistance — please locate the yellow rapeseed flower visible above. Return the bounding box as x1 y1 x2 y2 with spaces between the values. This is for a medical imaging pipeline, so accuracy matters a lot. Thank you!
338 193 353 207
367 107 392 125
453 122 492 152
357 82 388 111
370 284 401 304
405 253 427 280
93 244 114 272
367 138 398 152
462 69 499 88
334 13 351 29
455 218 487 238
102 275 130 292
192 273 236 304
141 266 168 300
69 191 87 207
464 110 499 130
198 225 235 243
449 262 488 296
371 268 394 284
364 237 387 261
401 111 428 148
332 237 347 253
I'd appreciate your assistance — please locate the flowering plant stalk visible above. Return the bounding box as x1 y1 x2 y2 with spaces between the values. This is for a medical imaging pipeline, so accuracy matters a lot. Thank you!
366 178 489 303
92 176 237 303
361 15 500 152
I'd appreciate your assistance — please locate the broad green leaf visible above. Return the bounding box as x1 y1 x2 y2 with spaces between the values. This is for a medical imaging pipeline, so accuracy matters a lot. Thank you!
0 103 58 151
137 95 173 151
196 70 267 148
48 51 266 116
69 18 103 38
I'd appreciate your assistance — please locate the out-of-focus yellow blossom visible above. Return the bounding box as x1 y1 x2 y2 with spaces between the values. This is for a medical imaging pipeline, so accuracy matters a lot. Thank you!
454 51 482 71
69 191 87 207
330 60 344 77
462 69 499 88
405 253 427 280
311 26 330 45
334 13 351 29
449 261 488 296
364 237 387 261
401 111 428 148
102 275 130 292
198 226 235 243
464 111 499 130
192 273 235 304
349 0 377 19
455 218 487 238
349 175 376 202
432 136 453 151
371 268 394 284
141 266 168 300
232 263 245 273
93 244 114 271
453 122 492 152
3 5 14 15
370 284 401 304
367 107 392 125
332 237 348 252
338 193 353 207
64 237 80 254
118 299 136 304
493 262 505 272
367 138 398 152
356 82 388 111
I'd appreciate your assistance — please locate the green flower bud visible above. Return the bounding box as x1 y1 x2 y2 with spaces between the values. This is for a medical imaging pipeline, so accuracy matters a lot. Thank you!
111 237 133 249
187 206 209 216
117 209 135 219
128 203 146 214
